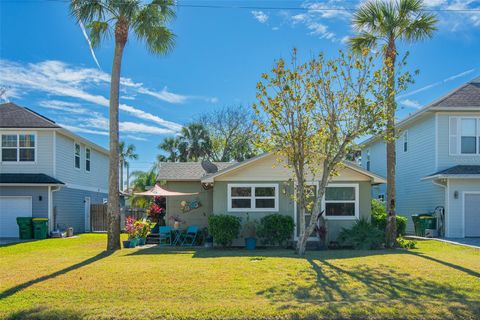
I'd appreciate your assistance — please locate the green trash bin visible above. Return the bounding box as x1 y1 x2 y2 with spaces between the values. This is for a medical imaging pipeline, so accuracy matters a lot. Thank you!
412 214 436 236
32 218 49 239
16 217 33 239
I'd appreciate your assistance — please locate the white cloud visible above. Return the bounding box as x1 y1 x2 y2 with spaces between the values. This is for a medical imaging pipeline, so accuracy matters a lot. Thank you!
59 124 109 136
399 99 422 109
79 21 101 70
307 22 335 39
252 10 269 23
399 68 476 98
0 59 183 132
138 87 188 104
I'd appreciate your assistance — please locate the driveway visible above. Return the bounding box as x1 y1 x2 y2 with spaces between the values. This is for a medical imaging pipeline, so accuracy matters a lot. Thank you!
444 238 480 248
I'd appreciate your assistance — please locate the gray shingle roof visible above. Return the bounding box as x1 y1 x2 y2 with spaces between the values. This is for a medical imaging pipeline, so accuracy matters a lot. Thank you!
0 173 64 185
430 77 480 108
0 102 60 128
426 165 480 178
157 162 236 181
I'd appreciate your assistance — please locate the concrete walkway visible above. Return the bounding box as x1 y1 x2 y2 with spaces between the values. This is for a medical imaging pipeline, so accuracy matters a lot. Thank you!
407 236 480 249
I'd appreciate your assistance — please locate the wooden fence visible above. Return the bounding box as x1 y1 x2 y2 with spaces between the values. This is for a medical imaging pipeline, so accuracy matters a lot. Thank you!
90 204 108 231
90 204 147 231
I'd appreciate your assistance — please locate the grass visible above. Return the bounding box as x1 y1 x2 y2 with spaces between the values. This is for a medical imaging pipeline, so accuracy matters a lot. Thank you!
0 234 479 320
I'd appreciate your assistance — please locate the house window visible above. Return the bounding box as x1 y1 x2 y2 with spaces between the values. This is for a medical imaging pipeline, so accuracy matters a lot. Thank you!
366 150 371 171
324 184 359 219
228 184 278 212
402 131 408 152
1 133 35 162
85 148 91 172
74 143 81 169
378 194 385 202
460 118 477 154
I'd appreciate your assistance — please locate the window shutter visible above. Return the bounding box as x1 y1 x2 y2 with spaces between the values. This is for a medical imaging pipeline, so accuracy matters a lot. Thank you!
449 117 458 155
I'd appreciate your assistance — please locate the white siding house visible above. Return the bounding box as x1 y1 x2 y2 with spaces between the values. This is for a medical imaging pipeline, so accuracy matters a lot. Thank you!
0 103 108 237
360 78 480 238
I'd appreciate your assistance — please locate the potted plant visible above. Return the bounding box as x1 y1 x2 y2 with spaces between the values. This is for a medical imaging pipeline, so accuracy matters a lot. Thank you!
123 216 138 248
241 218 258 250
135 218 153 246
168 214 185 229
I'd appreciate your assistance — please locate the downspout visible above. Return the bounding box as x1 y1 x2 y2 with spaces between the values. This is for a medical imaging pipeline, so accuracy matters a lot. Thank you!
48 185 62 232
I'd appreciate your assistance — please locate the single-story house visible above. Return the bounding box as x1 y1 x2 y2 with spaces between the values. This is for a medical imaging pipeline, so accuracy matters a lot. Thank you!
158 153 385 245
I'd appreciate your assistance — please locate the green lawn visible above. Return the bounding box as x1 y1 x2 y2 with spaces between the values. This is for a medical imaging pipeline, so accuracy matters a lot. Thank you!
0 234 479 319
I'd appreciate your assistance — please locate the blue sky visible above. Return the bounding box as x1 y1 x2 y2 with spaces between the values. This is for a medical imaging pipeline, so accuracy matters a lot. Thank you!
1 0 479 173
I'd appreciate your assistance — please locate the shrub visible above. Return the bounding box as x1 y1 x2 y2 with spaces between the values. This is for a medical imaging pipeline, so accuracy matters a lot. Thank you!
208 215 241 247
397 237 417 249
338 219 384 250
371 199 407 236
257 214 294 246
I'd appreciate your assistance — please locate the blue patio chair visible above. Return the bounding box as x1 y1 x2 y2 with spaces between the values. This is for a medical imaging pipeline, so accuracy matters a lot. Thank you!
158 226 172 246
180 225 199 247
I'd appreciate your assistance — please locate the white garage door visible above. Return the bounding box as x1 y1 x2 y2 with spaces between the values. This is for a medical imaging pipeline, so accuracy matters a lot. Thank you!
0 196 32 238
465 193 480 237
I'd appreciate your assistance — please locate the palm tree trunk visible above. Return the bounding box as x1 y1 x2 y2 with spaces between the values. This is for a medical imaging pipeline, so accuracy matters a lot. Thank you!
107 19 128 251
385 38 398 248
126 162 130 192
120 159 124 192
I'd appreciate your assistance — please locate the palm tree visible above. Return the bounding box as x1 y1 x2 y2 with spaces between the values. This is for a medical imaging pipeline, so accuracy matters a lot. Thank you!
130 169 157 209
119 141 139 192
349 0 436 248
70 0 175 251
158 137 180 162
179 123 210 161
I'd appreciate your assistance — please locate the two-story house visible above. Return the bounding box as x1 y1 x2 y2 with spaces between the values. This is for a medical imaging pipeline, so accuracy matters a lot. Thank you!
0 102 109 238
360 77 480 238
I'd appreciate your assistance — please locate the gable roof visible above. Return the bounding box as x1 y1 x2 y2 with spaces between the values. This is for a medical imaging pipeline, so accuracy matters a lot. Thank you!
198 152 385 184
0 102 60 128
157 161 236 181
0 173 64 185
0 102 109 155
361 77 480 147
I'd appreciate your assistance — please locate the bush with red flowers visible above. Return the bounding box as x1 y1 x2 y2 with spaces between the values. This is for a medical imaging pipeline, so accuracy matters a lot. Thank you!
124 216 137 239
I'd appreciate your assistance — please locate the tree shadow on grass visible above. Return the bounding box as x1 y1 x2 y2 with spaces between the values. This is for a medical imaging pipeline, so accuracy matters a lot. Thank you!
406 251 480 278
257 257 479 318
4 307 84 320
0 251 112 300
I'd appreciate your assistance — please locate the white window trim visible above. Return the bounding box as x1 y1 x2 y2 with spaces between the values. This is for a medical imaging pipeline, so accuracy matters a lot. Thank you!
0 131 37 164
322 183 360 221
451 116 480 156
227 183 279 212
74 142 81 170
85 147 91 173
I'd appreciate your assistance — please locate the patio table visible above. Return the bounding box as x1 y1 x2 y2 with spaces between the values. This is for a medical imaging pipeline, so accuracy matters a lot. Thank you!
171 228 185 246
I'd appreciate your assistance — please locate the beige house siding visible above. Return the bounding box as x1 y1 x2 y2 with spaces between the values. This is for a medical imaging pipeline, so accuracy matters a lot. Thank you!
164 181 212 229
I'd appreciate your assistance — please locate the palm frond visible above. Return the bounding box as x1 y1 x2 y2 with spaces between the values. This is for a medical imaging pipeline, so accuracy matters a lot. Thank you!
88 21 110 48
352 0 384 33
133 2 176 55
109 0 141 21
402 13 438 42
70 0 107 24
348 33 378 53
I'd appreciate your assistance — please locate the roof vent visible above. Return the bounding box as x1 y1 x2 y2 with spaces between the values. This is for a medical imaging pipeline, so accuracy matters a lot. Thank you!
201 159 218 174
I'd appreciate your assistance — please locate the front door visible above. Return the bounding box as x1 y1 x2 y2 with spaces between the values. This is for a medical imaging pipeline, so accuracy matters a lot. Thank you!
84 197 91 232
465 193 480 237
